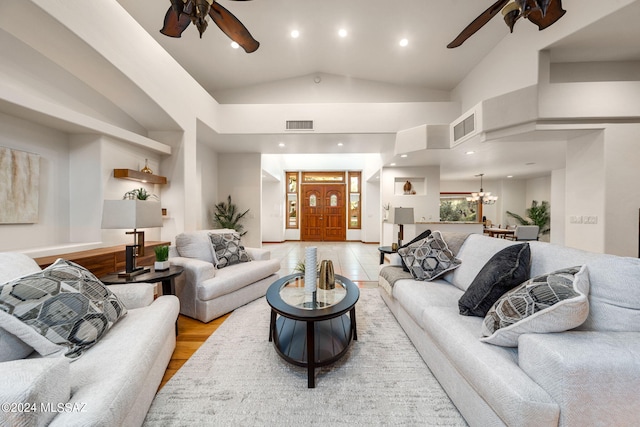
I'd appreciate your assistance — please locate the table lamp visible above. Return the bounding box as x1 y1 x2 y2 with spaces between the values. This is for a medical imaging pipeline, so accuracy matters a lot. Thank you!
101 200 162 278
393 207 414 247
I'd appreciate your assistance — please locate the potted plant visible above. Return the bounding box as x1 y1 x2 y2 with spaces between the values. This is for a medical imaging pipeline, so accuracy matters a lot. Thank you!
506 200 551 237
154 245 170 271
211 195 250 236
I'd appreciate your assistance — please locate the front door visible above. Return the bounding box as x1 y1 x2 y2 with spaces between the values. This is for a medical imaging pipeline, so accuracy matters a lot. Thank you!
300 184 346 241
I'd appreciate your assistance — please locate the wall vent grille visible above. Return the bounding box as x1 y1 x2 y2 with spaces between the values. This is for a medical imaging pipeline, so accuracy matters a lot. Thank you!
453 113 475 142
286 120 314 130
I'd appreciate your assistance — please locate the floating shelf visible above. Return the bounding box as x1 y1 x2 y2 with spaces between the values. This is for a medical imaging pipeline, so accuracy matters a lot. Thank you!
114 169 167 185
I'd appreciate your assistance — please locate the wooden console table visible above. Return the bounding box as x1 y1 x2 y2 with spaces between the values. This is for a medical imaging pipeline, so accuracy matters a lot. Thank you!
34 241 170 277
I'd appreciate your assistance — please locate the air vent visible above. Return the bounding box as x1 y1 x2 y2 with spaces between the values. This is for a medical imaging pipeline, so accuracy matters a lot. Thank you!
450 103 482 147
286 120 314 131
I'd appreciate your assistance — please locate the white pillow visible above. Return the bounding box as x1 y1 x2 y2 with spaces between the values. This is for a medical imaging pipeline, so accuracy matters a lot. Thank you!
480 266 590 347
0 327 33 362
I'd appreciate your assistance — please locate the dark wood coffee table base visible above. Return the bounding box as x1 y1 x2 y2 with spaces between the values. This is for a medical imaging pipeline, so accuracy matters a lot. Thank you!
269 308 357 388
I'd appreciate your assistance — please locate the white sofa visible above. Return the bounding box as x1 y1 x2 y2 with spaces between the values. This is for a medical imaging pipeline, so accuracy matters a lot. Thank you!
379 233 640 427
169 230 280 323
0 252 180 427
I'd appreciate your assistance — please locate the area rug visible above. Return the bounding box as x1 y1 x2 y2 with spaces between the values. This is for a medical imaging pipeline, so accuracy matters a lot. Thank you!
144 288 467 426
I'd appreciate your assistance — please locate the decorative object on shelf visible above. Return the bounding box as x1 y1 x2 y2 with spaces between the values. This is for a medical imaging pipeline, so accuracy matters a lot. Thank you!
160 0 260 53
393 207 415 247
154 245 170 271
467 174 498 205
403 180 412 194
318 260 335 290
140 159 153 174
123 187 159 201
0 147 39 224
101 200 163 278
211 195 250 236
506 200 550 236
113 169 167 185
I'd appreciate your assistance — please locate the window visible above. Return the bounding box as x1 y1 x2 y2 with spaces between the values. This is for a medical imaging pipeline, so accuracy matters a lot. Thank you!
348 171 361 229
286 172 298 229
439 193 477 222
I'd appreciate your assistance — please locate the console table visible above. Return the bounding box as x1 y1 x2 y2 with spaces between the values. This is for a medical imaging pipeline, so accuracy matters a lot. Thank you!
34 241 170 277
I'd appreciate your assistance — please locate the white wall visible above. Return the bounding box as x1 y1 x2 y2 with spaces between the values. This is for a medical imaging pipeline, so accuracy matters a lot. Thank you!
381 165 440 246
0 113 70 251
217 153 262 248
196 142 219 229
550 169 566 246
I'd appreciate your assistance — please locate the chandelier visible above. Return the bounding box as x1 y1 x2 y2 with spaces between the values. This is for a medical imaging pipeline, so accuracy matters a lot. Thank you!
466 174 498 205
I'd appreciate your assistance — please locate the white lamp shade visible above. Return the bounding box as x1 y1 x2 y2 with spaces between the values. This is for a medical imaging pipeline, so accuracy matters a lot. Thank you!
393 207 414 224
101 200 162 229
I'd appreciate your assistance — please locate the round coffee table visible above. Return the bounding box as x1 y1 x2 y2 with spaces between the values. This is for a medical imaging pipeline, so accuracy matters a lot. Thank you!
266 273 359 388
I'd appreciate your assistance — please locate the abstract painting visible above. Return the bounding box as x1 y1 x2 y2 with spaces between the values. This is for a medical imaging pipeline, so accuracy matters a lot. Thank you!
0 147 39 223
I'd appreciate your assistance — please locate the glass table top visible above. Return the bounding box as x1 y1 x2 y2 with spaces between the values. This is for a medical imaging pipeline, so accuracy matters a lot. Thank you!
278 275 347 310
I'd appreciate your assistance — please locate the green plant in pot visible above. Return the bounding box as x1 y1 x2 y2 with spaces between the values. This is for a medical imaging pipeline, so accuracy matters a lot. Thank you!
211 195 250 236
154 245 170 271
123 188 159 200
506 200 550 237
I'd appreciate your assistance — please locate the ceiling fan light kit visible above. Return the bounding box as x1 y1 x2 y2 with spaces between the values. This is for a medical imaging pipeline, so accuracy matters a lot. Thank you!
447 0 566 48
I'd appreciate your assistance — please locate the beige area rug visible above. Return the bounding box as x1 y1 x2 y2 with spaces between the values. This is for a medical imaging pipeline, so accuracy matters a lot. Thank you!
144 289 467 426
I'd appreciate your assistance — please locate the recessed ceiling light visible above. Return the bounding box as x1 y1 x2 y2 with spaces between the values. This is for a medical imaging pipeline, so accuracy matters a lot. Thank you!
230 41 240 49
390 163 396 166
278 143 285 147
337 142 344 146
338 29 348 38
507 175 514 178
400 154 408 158
290 30 300 39
465 151 475 155
399 38 409 47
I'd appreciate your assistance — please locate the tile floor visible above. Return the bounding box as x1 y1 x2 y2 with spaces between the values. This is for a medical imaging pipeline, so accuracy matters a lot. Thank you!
263 241 381 283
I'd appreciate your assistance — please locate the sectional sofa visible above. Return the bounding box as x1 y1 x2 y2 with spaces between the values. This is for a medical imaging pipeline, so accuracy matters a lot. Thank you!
379 232 640 426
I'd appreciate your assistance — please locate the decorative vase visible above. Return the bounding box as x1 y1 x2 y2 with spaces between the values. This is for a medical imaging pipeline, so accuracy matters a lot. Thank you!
403 180 412 194
154 260 170 271
141 159 153 174
318 260 335 290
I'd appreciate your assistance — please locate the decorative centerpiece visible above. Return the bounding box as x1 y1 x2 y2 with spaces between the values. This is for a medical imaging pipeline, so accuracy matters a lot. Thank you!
154 245 170 271
318 260 335 290
403 180 412 194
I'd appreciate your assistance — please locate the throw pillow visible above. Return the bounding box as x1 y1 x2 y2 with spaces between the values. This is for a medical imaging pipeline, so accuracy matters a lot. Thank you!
0 259 128 359
458 243 531 317
399 229 431 272
209 232 251 269
481 266 589 347
397 231 461 281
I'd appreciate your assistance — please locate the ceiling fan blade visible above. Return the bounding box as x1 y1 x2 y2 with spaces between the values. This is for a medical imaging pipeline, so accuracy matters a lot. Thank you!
527 0 566 30
209 2 260 53
447 0 510 48
160 6 191 38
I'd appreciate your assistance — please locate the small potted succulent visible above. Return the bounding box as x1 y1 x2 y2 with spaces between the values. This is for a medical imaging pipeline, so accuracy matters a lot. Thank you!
154 245 170 271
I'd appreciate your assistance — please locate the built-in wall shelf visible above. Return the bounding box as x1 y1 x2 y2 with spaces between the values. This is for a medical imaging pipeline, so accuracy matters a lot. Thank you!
394 177 426 195
114 169 167 184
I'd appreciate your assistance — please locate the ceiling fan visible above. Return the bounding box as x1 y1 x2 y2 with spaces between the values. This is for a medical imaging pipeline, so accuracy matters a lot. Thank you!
447 0 566 48
160 0 259 53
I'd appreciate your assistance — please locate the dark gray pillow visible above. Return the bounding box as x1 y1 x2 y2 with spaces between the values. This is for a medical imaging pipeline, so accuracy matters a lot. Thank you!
458 243 531 317
399 229 431 272
209 232 251 269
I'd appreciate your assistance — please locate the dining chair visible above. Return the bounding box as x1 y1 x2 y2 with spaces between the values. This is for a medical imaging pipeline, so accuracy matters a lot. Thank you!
514 225 539 241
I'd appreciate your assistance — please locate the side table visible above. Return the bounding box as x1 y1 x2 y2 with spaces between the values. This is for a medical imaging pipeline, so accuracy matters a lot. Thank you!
378 246 397 264
100 265 184 296
100 266 184 335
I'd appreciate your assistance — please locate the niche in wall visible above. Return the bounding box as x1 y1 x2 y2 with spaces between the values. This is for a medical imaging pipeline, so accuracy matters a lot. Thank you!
394 177 425 195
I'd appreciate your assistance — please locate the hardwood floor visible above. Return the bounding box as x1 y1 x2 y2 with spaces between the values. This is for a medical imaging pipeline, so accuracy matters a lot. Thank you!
158 313 230 389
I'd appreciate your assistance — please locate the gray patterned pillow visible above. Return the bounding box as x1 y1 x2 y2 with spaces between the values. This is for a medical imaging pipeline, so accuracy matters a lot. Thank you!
397 230 461 281
209 232 251 269
481 266 590 347
0 259 127 359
